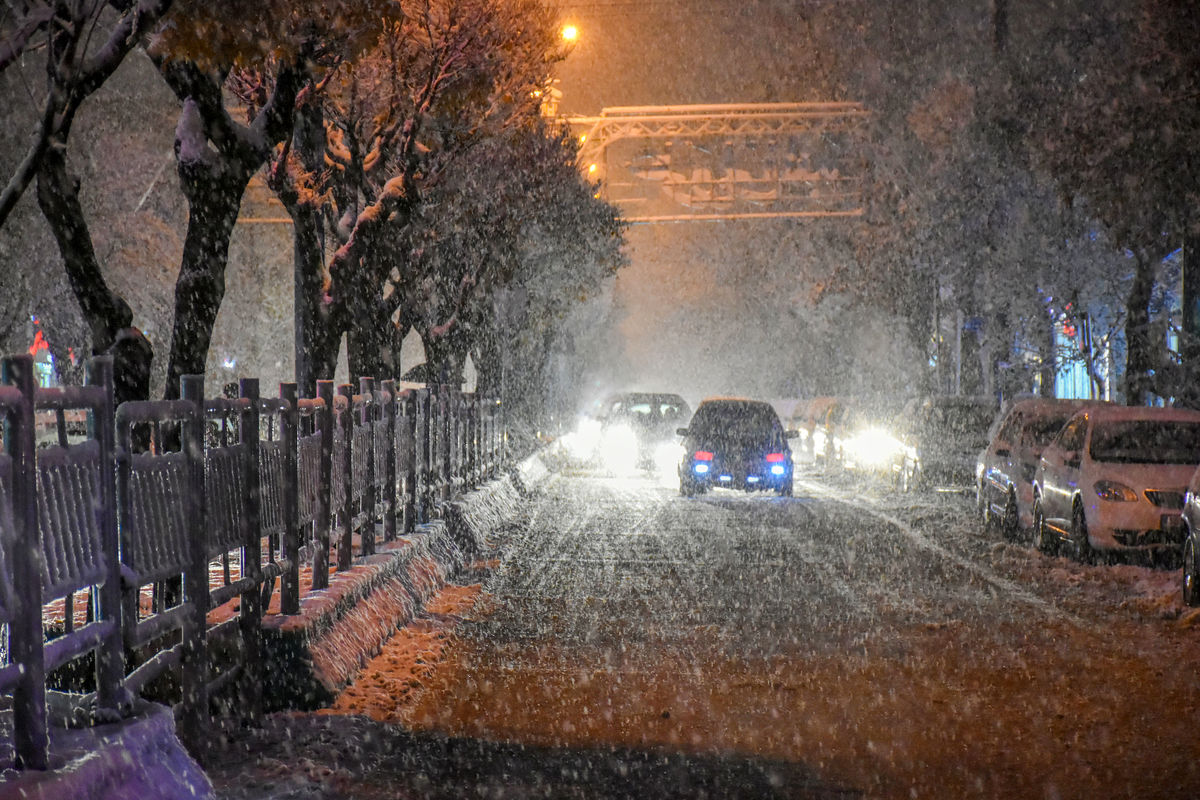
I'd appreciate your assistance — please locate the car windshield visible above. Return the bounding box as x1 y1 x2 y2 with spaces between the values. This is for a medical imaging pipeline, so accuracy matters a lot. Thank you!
1089 420 1200 464
1024 413 1077 447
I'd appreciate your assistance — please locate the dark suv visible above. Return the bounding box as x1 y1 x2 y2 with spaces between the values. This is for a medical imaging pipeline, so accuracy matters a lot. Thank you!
677 398 797 496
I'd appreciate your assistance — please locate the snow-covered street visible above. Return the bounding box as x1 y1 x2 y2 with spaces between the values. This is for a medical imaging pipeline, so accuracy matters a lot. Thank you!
206 464 1200 799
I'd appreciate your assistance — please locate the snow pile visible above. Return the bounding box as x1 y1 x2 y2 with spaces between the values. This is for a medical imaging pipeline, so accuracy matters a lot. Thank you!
0 701 212 800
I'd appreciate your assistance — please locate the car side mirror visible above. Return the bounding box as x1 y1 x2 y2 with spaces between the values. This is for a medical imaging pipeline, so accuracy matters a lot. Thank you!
676 427 689 437
785 429 799 439
1065 452 1081 469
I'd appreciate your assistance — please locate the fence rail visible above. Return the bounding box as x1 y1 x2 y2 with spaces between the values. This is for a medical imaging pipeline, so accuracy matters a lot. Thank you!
0 354 506 770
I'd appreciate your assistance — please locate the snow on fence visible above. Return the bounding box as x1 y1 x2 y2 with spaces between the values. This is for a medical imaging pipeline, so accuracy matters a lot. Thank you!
0 353 505 771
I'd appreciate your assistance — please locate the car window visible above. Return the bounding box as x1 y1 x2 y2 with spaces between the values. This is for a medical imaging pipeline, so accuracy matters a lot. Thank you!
1022 413 1076 448
691 403 782 443
995 411 1023 444
1089 420 1200 464
1056 415 1088 452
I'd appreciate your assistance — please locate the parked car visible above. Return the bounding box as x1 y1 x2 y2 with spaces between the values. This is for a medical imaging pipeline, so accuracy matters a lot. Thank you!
975 397 1091 539
678 398 797 496
892 395 997 491
1182 465 1200 605
1032 404 1200 563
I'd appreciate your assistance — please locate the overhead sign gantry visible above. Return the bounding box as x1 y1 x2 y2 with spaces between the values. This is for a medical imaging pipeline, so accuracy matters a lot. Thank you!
565 102 869 223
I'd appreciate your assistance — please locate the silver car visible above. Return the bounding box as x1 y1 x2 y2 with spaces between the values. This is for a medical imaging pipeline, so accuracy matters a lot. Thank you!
976 397 1090 540
1032 405 1200 563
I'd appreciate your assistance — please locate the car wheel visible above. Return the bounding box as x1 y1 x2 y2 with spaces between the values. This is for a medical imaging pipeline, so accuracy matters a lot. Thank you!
1032 498 1058 556
1069 503 1095 565
1183 534 1200 607
679 476 694 497
777 480 793 497
1000 490 1020 541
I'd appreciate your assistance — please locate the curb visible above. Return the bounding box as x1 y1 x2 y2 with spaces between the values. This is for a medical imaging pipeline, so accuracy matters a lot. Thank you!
259 469 537 711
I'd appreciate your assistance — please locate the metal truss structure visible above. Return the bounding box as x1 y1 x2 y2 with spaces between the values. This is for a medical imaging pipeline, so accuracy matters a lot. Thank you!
566 102 869 223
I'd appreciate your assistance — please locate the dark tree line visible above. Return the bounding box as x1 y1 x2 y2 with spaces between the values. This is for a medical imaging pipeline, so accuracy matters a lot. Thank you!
803 0 1199 403
0 0 625 421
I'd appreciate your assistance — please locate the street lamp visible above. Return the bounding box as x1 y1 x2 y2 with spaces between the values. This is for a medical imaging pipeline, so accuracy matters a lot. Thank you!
561 24 578 43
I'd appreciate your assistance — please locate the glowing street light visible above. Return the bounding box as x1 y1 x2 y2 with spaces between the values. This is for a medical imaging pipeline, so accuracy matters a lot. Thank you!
561 24 578 43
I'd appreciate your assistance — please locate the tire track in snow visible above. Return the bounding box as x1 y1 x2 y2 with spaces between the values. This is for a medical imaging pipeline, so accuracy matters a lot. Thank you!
795 477 1095 632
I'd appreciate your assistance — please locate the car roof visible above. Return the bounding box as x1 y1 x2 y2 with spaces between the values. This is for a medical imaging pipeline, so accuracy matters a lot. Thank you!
1082 404 1200 423
1006 397 1094 417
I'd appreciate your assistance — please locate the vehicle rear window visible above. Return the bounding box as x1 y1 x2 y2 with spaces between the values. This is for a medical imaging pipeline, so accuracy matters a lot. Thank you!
691 403 780 442
1089 420 1200 464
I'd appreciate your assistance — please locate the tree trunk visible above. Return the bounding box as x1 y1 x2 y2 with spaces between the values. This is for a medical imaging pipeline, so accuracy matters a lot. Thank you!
473 324 503 398
164 160 251 399
36 146 153 405
420 324 466 387
1123 249 1156 405
290 102 329 397
1179 231 1200 409
346 292 396 384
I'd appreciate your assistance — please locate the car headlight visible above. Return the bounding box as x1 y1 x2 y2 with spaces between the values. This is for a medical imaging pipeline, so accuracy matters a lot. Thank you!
654 441 682 476
564 417 602 460
846 428 904 467
599 423 638 472
1094 480 1138 503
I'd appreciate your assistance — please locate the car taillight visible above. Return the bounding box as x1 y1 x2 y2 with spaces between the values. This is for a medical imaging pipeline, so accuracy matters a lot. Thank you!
765 453 785 463
694 450 713 461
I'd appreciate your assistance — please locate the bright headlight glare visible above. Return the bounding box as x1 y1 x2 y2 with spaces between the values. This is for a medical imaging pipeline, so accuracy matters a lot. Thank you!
1094 480 1138 503
599 423 638 473
847 428 903 467
654 441 682 477
566 417 602 459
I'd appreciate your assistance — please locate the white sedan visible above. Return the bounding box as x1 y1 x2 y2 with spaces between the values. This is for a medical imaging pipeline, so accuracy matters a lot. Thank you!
1032 404 1200 563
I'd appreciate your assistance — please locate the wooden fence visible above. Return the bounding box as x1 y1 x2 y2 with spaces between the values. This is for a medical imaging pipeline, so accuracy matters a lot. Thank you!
0 353 505 770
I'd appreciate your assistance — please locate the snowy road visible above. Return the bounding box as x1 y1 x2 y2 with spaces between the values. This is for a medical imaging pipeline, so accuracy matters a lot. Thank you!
209 465 1200 799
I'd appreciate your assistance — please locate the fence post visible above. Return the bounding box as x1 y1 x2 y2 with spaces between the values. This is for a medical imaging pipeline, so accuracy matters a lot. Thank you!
314 380 334 590
237 378 263 721
88 356 126 718
381 379 397 542
179 374 210 751
438 387 451 505
337 383 354 571
3 355 46 770
359 377 376 558
467 394 478 489
280 383 300 615
424 388 436 512
406 392 421 529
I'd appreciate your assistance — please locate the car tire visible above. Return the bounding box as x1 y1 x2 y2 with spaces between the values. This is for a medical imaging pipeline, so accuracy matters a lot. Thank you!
1183 534 1200 607
777 480 793 497
1032 498 1058 556
680 476 694 497
1000 490 1020 542
1070 503 1095 565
